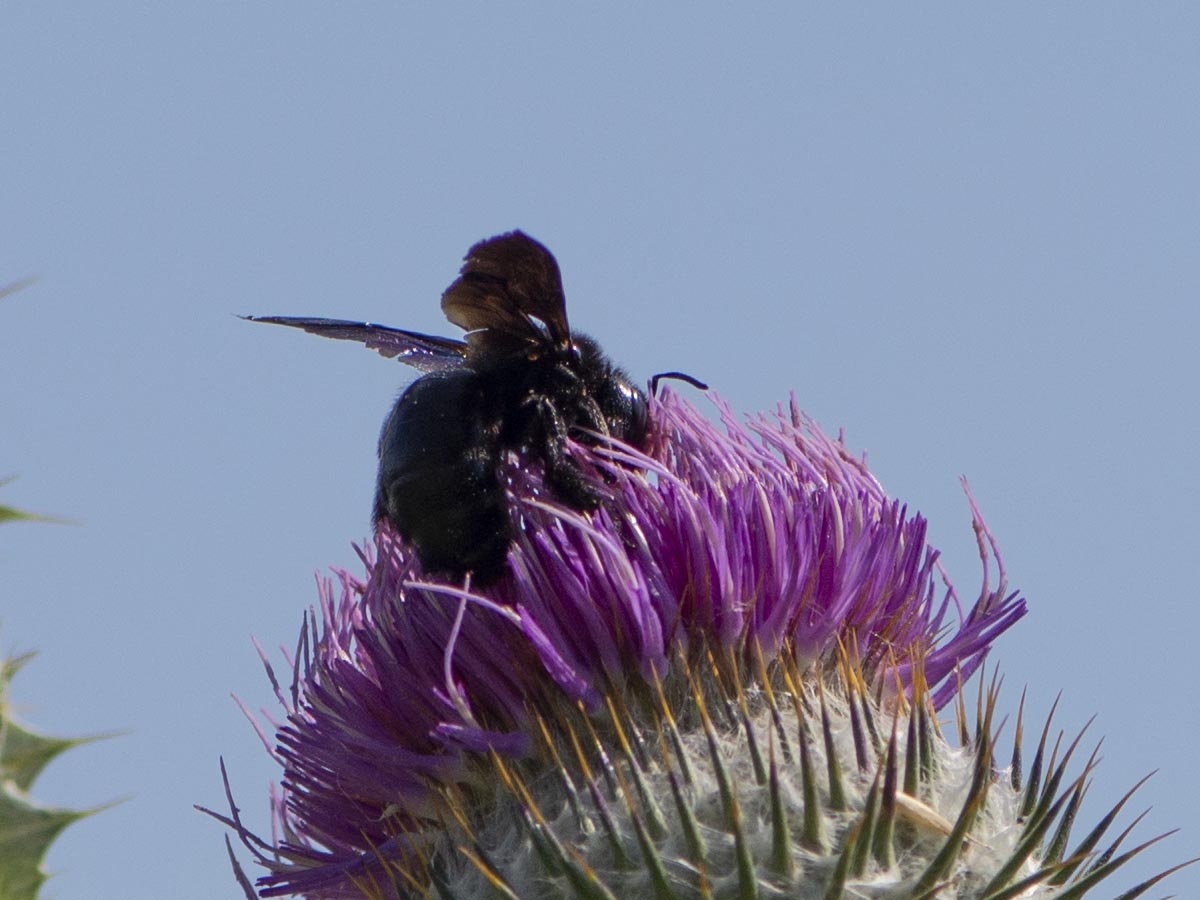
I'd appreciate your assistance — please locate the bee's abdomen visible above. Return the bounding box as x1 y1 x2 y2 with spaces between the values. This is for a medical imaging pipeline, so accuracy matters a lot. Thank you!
375 371 509 583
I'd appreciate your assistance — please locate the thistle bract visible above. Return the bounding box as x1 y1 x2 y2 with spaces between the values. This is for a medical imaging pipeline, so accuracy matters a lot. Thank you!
220 393 1184 899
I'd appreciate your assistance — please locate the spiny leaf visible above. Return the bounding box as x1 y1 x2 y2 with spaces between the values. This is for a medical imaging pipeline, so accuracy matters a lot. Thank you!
0 786 91 900
0 652 110 900
1 719 106 794
0 477 71 527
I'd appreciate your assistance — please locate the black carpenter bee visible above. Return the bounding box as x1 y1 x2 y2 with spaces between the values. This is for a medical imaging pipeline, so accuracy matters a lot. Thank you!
247 231 694 585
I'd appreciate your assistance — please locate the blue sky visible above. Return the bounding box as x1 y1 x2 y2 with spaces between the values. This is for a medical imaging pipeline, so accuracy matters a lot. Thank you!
3 5 1198 898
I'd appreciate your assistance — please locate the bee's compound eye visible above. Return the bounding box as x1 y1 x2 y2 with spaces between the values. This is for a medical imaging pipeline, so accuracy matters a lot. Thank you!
623 383 649 448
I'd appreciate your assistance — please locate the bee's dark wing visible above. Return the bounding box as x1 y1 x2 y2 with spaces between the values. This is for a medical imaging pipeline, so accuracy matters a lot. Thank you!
241 316 469 373
441 231 571 354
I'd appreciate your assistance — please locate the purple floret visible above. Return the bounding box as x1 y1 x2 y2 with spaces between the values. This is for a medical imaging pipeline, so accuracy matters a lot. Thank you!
239 390 1025 897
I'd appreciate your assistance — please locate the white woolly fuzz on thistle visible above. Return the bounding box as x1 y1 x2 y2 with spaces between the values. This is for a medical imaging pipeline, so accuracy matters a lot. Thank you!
424 679 1059 900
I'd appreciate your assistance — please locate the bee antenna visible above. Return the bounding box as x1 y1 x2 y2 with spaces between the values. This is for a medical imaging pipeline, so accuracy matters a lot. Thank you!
649 371 708 397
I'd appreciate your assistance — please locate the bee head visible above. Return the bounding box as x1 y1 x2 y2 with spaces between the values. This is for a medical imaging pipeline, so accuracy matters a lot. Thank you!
572 335 648 448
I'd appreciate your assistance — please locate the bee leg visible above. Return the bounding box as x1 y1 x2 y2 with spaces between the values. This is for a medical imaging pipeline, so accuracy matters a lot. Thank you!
526 397 602 510
578 394 626 485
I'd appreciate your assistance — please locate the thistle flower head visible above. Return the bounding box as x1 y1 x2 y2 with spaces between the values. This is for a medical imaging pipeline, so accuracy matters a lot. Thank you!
220 392 1184 898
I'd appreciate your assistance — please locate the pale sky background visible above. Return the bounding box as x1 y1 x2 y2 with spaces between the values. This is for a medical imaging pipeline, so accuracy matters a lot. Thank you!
3 6 1198 899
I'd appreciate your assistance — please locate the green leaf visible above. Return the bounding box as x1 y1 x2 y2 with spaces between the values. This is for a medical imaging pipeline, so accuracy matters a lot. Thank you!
0 505 55 525
1 717 95 795
0 784 90 900
0 479 69 526
0 652 110 900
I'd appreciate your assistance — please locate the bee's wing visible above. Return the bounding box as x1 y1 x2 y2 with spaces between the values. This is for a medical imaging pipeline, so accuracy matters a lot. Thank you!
241 316 469 373
440 231 571 353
